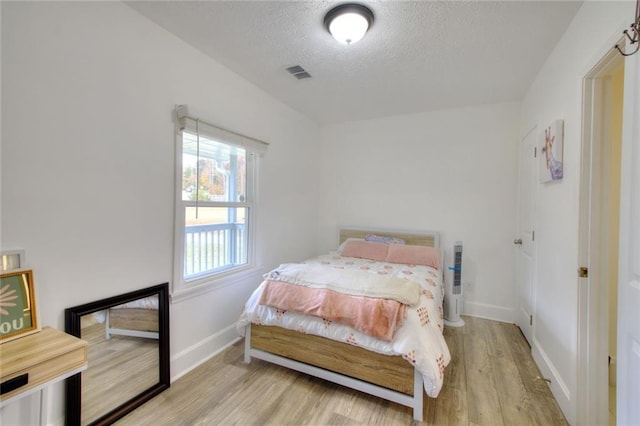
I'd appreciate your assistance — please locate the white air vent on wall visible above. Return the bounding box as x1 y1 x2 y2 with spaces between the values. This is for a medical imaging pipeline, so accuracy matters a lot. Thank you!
285 65 312 80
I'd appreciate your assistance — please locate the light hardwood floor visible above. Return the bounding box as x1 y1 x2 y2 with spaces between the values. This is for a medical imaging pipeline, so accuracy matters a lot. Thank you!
82 322 158 424
117 316 568 425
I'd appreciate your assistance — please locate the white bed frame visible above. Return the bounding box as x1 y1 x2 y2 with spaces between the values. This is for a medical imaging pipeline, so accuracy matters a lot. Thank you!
105 308 159 340
244 326 426 421
242 228 442 422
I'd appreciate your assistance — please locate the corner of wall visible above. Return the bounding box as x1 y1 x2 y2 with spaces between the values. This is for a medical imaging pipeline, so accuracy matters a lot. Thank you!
170 323 241 382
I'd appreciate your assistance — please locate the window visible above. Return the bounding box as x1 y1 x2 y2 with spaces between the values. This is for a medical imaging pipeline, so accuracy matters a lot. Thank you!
174 115 267 290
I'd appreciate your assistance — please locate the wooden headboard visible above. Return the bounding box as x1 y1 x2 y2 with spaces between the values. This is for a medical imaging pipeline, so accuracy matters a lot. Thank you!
339 228 440 248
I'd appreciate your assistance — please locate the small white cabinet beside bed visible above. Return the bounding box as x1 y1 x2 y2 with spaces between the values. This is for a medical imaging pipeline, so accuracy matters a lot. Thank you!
239 229 449 422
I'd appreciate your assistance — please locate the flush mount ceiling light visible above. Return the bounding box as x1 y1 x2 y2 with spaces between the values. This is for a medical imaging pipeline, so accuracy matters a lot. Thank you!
324 3 374 45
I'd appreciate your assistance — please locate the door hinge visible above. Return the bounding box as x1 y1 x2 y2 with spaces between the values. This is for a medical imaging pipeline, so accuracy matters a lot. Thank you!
532 231 535 241
534 147 537 158
530 315 533 326
579 267 589 278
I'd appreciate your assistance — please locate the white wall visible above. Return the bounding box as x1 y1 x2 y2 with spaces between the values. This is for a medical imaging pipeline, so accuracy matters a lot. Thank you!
318 102 521 322
4 1 635 425
519 1 633 424
0 2 320 424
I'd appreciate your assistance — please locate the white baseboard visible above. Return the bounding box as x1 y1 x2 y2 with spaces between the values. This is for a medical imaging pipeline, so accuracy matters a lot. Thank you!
532 338 573 425
170 323 241 382
463 301 516 323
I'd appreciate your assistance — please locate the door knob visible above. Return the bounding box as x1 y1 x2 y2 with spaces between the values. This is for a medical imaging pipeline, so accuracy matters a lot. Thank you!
513 239 523 245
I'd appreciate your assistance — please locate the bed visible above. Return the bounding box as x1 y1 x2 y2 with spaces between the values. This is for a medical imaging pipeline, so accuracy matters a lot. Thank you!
105 295 159 340
237 229 450 421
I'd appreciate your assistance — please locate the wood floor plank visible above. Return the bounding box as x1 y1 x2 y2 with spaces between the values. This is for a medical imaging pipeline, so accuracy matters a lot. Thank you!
432 324 469 426
463 316 505 426
117 317 568 425
440 325 467 390
501 323 567 425
484 319 536 425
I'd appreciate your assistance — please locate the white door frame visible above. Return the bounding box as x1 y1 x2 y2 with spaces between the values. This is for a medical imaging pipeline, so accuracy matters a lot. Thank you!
515 125 538 346
577 45 624 426
615 46 640 426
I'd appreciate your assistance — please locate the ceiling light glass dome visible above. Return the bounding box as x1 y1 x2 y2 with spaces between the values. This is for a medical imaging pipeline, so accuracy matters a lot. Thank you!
324 4 374 45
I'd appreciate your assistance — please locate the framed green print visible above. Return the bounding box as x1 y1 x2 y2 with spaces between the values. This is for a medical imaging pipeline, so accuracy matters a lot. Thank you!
0 269 39 342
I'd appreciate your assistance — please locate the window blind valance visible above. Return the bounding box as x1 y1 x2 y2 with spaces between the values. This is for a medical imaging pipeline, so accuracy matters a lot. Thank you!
178 116 269 155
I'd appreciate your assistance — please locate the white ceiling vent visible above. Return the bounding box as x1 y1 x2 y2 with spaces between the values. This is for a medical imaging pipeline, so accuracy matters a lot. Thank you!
285 65 311 80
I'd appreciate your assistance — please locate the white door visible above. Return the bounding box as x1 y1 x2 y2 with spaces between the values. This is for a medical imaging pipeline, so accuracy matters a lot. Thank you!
616 51 640 425
516 127 537 345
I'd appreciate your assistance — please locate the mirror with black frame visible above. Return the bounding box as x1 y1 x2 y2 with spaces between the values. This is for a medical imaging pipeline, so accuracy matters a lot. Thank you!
65 283 170 426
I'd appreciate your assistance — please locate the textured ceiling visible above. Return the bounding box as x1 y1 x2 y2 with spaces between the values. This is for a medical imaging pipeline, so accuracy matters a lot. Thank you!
127 1 582 125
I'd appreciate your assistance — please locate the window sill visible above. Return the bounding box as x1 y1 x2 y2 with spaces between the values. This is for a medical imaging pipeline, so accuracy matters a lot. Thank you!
170 265 264 304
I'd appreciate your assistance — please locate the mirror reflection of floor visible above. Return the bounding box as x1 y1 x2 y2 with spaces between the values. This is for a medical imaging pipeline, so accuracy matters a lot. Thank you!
81 322 159 425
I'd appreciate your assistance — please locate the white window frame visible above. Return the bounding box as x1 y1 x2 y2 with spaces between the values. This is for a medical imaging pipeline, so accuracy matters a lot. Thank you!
173 114 267 295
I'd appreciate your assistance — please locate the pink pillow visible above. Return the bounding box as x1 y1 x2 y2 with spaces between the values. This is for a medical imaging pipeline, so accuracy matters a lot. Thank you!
385 244 441 268
340 240 389 262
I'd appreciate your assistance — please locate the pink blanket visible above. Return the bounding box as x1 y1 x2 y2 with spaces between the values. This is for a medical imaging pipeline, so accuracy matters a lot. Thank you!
259 280 407 341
